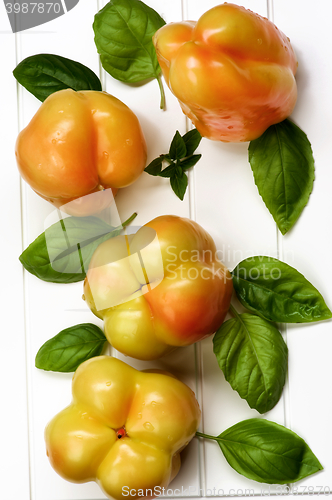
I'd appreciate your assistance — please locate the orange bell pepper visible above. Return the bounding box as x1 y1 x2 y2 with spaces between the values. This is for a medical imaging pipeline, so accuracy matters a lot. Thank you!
153 3 297 142
15 89 147 214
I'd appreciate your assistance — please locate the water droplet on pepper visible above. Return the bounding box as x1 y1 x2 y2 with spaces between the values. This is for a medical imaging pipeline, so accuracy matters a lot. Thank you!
143 422 154 431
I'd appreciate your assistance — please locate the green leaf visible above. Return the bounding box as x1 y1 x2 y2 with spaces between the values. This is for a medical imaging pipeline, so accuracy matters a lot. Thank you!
158 163 176 178
35 323 107 372
180 154 202 170
213 313 287 413
170 170 188 200
19 213 137 284
232 256 332 323
169 131 187 160
249 119 315 234
93 0 165 107
205 418 323 484
13 54 102 102
144 129 202 196
182 129 202 156
144 157 163 176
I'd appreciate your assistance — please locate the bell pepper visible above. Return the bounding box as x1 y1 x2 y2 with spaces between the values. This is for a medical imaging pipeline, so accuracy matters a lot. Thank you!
15 89 147 215
83 215 233 360
153 3 298 142
45 356 201 500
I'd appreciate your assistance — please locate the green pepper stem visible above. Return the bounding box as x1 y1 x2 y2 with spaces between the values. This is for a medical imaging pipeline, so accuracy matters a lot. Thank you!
157 73 166 110
122 212 138 227
195 431 218 441
112 212 137 235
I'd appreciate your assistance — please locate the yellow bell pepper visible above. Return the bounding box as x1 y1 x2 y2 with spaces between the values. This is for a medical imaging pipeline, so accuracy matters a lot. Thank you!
45 356 201 500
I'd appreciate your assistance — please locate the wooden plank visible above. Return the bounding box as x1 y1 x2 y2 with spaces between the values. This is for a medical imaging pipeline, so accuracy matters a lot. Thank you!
274 0 332 490
0 2 30 499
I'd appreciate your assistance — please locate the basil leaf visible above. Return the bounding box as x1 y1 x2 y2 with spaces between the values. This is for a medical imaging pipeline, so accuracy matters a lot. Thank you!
19 212 137 284
158 163 176 178
214 418 323 484
170 170 188 201
169 131 187 160
144 157 163 176
180 154 202 170
93 0 165 108
13 54 102 102
213 313 287 413
35 323 106 372
249 119 315 235
232 256 332 323
144 129 201 198
182 129 202 156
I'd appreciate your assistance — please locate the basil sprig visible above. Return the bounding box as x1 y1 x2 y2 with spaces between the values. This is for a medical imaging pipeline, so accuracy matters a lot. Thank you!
232 256 332 323
13 54 102 101
145 129 202 200
19 212 137 284
213 255 331 413
197 418 322 484
93 0 166 108
35 324 106 372
249 119 315 235
213 309 288 414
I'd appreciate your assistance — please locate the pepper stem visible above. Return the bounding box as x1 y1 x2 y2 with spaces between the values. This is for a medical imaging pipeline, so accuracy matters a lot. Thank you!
122 212 138 227
195 431 218 441
157 73 166 110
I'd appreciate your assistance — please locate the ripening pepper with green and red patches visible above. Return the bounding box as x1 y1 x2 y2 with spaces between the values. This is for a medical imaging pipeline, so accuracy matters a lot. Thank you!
83 215 233 360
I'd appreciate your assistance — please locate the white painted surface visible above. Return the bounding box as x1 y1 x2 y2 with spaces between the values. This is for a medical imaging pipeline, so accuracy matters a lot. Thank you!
1 0 331 498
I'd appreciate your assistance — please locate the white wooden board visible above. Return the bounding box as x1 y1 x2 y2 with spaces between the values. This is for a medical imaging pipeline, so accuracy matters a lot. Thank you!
1 0 331 498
